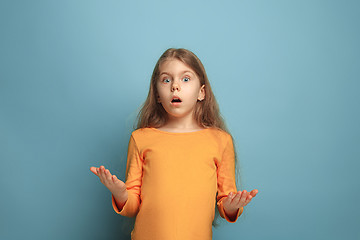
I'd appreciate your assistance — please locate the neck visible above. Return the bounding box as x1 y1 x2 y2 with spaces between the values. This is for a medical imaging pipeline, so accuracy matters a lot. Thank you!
164 113 201 130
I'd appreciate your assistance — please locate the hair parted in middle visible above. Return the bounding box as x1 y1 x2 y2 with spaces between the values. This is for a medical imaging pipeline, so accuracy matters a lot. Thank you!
136 48 228 132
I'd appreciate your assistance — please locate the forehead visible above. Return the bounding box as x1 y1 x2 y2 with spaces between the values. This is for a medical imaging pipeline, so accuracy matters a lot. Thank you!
159 59 196 76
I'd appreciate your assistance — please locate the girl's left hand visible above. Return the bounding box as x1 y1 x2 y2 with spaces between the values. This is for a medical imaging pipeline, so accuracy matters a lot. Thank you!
223 189 258 217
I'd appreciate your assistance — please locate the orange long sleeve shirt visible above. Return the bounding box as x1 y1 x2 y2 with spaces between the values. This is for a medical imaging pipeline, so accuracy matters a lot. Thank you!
111 127 243 240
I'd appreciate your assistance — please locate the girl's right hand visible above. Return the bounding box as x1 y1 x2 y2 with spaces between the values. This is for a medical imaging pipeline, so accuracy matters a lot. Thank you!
90 166 128 201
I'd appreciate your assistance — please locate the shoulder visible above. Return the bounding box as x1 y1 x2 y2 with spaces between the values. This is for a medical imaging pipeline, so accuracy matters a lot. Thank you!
207 127 232 140
130 127 155 139
203 128 234 150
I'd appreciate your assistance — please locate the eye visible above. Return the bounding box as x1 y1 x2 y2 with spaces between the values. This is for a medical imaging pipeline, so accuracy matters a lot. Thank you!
162 78 171 83
183 77 190 82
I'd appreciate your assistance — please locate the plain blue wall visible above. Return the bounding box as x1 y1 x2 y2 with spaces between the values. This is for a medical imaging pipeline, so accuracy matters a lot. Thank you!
1 0 359 239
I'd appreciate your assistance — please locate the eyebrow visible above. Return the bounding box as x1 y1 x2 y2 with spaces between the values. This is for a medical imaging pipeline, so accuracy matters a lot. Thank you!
159 70 194 77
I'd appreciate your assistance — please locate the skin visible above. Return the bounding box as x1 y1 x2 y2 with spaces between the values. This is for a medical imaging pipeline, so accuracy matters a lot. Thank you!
90 166 128 209
90 58 258 218
156 58 205 131
223 189 259 221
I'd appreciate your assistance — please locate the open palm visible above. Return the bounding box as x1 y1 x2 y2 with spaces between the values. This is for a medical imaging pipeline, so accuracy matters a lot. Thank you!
90 166 127 199
223 189 258 216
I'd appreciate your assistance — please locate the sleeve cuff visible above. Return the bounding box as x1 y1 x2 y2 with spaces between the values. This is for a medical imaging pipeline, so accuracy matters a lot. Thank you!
111 193 139 217
112 194 127 214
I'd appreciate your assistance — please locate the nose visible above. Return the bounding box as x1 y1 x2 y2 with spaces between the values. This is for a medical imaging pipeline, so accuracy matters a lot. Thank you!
171 80 181 92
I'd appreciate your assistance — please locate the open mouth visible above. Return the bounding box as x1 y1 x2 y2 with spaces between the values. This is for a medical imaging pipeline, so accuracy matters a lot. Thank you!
171 98 182 103
171 97 182 103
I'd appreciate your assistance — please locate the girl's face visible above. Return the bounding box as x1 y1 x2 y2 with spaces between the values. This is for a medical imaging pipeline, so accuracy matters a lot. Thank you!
156 59 205 119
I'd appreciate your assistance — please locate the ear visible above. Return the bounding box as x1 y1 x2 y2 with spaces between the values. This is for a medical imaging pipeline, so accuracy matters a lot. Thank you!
197 84 205 101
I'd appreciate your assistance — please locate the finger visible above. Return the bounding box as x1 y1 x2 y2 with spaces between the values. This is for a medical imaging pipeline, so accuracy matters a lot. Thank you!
232 191 242 204
112 174 118 183
250 189 258 197
241 190 248 198
225 192 235 204
112 175 122 184
238 190 249 206
98 166 106 181
105 169 112 182
90 167 98 176
100 166 106 176
243 194 253 206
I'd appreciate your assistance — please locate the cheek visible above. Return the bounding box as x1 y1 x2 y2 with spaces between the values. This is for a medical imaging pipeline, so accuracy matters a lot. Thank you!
187 86 202 98
156 87 169 101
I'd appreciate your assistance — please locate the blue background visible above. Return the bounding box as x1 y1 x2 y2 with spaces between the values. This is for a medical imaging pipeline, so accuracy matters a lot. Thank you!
1 0 359 239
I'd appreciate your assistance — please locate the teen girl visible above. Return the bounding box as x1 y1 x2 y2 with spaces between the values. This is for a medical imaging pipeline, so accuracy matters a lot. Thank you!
90 48 258 240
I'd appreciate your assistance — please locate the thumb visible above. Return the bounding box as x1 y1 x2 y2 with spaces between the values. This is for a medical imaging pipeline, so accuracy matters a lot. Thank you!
112 174 120 183
112 175 125 185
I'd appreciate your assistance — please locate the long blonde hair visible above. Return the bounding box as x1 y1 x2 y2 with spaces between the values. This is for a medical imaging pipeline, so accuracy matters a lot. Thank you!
134 48 242 227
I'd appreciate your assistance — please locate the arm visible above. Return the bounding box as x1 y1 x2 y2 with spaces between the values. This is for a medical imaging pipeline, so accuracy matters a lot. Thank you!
216 134 258 222
90 134 143 217
90 166 129 209
112 134 143 217
222 189 258 222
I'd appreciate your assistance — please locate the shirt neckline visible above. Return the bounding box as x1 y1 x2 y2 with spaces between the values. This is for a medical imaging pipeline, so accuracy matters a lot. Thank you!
148 127 211 135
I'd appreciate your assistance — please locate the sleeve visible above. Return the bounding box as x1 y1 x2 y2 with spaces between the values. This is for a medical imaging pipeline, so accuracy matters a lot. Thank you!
216 134 244 223
111 134 143 217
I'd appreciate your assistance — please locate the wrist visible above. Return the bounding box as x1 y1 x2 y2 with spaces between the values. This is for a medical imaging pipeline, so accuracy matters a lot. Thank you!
224 208 238 216
223 206 240 222
223 203 240 215
112 188 128 201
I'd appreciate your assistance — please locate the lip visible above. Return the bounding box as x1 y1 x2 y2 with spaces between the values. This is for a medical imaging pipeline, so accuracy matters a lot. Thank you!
170 102 182 107
170 95 182 106
171 95 182 102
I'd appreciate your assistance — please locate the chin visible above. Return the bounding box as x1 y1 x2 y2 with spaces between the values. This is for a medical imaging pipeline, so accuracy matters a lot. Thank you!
167 110 193 119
